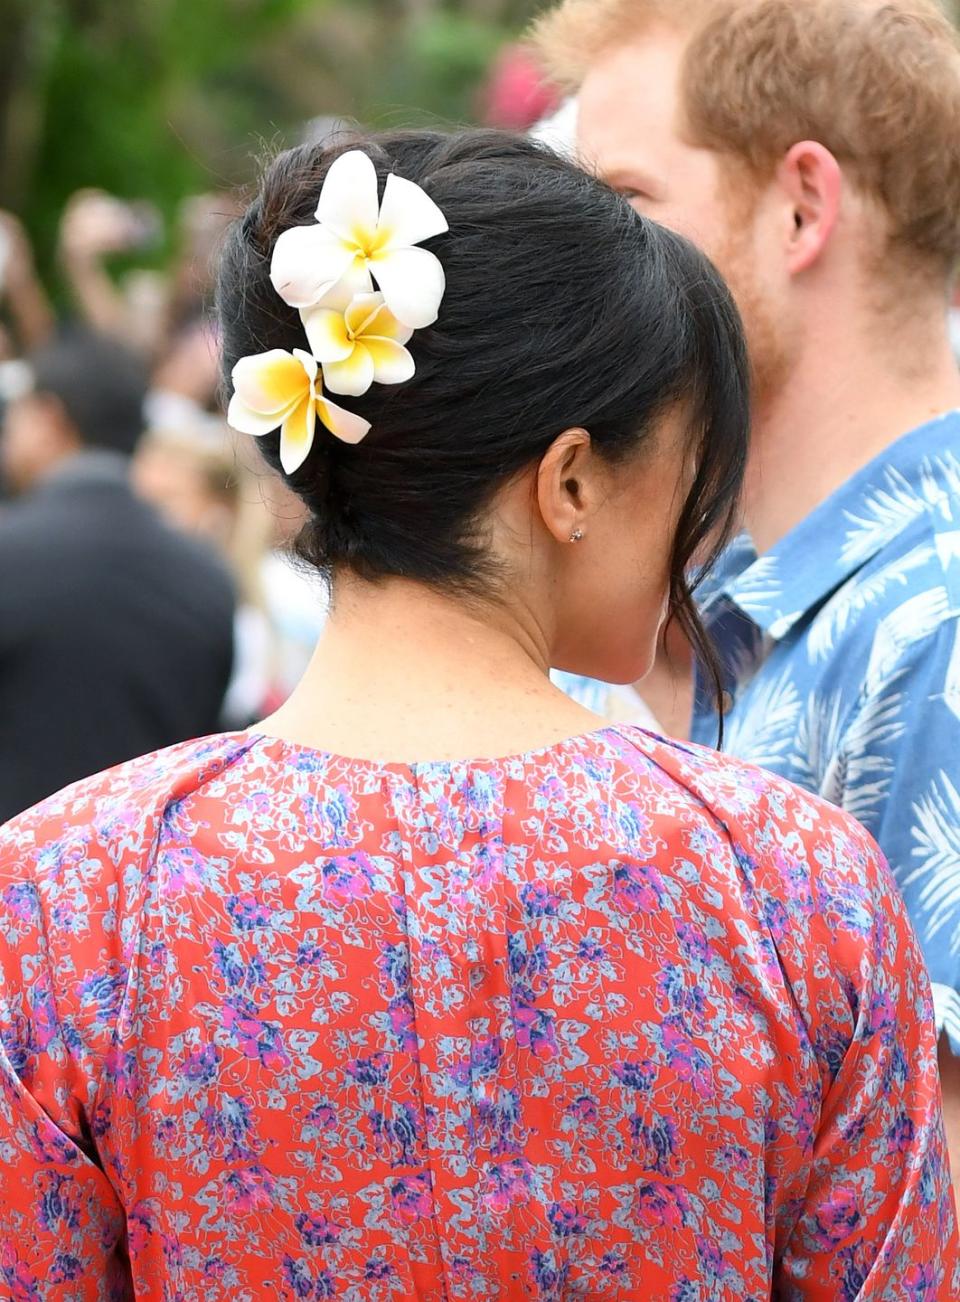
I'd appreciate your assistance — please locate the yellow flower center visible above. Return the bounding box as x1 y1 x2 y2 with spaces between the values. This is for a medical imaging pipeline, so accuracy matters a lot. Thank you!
353 226 391 260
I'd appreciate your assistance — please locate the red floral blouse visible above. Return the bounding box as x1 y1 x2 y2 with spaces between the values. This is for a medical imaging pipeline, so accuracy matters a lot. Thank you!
0 726 956 1300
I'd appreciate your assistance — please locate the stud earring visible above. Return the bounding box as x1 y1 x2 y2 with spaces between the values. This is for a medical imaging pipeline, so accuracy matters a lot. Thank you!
570 528 584 543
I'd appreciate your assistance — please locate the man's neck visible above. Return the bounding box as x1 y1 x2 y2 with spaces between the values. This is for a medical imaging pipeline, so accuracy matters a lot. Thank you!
744 317 960 555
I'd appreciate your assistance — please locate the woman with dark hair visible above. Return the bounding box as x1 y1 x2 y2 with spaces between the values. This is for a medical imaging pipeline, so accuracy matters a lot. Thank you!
0 130 954 1299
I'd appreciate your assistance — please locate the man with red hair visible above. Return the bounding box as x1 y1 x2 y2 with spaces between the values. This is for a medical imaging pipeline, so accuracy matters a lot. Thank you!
536 0 960 1184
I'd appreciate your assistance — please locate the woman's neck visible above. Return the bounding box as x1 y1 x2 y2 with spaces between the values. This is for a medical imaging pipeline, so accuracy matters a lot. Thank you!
257 575 602 763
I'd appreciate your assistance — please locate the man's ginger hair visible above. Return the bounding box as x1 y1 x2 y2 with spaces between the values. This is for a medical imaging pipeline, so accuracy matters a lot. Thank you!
534 0 960 276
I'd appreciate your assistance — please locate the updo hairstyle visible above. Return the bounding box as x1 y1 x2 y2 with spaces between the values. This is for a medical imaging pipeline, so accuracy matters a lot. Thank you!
217 128 749 703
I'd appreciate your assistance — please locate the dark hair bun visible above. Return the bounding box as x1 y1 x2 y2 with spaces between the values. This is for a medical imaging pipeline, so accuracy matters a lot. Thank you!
217 127 748 610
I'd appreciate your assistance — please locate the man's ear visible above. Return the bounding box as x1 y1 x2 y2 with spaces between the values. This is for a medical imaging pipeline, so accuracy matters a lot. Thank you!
776 141 842 276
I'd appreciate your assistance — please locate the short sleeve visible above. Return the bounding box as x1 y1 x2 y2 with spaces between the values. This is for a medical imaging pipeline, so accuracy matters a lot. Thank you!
777 817 959 1299
0 799 129 1299
831 618 960 1049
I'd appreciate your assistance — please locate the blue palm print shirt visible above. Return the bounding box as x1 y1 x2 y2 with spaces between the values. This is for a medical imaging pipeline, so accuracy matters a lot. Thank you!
691 411 960 1050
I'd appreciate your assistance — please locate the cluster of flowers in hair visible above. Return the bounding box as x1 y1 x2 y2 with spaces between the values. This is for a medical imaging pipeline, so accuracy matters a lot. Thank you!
227 150 448 474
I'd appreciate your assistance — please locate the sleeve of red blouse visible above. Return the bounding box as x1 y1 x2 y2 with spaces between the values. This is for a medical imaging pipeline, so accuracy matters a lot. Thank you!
777 815 960 1299
0 799 129 1298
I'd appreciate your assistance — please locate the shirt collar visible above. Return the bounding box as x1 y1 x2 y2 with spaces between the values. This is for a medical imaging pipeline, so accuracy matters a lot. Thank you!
708 409 960 640
37 449 131 495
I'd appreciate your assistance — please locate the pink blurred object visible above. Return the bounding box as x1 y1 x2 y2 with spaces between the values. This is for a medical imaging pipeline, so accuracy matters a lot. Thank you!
481 45 559 131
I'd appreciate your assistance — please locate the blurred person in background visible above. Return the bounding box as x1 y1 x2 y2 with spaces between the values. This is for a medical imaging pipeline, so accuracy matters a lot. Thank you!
239 465 330 708
0 211 55 362
133 425 274 728
132 425 239 552
59 188 235 430
0 213 55 507
479 42 560 131
58 189 234 356
132 426 327 727
0 329 235 821
144 315 222 434
58 189 168 356
536 0 960 1183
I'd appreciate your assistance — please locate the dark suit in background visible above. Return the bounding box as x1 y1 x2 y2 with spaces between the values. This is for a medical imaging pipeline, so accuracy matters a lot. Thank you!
0 450 234 822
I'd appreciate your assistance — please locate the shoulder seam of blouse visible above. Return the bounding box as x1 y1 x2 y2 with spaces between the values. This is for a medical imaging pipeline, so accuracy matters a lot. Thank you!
92 734 265 1113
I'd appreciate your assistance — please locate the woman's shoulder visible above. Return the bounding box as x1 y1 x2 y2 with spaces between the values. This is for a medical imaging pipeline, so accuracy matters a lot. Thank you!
615 724 932 1047
611 725 895 925
612 724 912 1000
612 722 875 851
0 733 266 1078
561 722 891 936
0 732 261 878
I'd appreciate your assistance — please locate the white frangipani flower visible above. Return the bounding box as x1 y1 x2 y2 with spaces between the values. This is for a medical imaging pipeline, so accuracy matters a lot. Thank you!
270 149 448 330
304 291 415 397
226 347 371 473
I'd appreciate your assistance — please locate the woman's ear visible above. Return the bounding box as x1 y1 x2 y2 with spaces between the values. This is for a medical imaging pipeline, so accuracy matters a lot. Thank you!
536 428 593 545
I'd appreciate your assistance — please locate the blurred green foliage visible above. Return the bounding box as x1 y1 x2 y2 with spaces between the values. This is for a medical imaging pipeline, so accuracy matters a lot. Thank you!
0 0 539 278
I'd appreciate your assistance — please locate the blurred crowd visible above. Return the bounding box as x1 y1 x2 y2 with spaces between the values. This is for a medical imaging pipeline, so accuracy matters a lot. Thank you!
0 187 333 821
0 42 565 823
